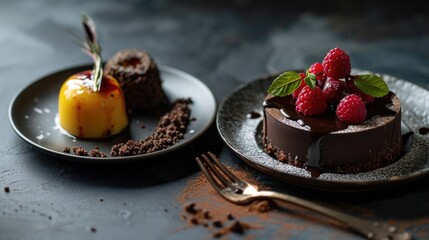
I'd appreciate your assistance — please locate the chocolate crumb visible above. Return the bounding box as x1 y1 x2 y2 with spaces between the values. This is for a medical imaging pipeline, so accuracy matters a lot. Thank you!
63 146 70 153
213 220 223 228
111 99 192 156
140 123 146 129
185 203 198 214
190 218 199 225
227 213 235 220
64 146 106 158
90 227 97 233
203 210 211 219
4 187 10 193
99 198 104 202
89 147 107 158
72 146 88 156
229 221 245 234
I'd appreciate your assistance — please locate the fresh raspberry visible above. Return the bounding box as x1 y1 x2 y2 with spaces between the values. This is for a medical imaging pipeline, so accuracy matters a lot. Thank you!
322 48 351 79
336 94 367 124
316 75 326 88
308 62 326 84
346 78 375 104
295 86 327 116
322 77 347 104
292 73 307 99
309 62 324 75
309 62 323 74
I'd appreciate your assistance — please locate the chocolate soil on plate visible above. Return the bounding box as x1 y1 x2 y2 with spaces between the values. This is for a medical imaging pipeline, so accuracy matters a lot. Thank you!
63 98 193 157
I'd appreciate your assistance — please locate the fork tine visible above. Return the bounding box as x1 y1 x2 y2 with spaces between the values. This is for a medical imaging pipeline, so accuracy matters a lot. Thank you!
196 156 224 194
206 152 242 183
201 153 232 188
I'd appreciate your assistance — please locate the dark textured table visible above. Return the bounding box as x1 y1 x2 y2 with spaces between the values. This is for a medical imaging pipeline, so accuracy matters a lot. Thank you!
2 1 429 239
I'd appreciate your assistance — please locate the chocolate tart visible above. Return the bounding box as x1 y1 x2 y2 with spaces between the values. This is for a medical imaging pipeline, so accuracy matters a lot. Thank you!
262 92 402 174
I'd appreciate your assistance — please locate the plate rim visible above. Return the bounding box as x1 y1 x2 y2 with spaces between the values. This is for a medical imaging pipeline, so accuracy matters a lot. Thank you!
9 64 217 164
216 71 429 192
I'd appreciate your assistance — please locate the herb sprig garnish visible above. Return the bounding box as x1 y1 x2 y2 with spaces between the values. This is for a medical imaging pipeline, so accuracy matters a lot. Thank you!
268 70 389 98
69 14 103 92
353 74 389 97
267 71 302 97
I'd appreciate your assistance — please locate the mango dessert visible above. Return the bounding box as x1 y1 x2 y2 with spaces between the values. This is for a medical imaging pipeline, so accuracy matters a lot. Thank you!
58 15 128 139
58 71 128 139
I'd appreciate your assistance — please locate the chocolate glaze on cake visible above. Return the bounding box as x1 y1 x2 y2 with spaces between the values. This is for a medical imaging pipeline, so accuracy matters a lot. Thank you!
262 92 402 174
104 49 169 113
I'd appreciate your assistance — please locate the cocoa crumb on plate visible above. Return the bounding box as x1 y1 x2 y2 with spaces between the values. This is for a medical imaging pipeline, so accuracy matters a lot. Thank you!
111 98 192 156
72 146 88 156
89 147 106 158
63 146 70 153
61 98 192 158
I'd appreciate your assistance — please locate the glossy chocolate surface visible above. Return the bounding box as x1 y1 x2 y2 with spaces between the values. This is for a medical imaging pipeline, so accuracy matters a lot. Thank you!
263 92 402 173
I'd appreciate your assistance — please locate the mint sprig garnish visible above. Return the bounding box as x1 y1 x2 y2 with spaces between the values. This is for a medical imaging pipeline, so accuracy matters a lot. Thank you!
267 71 302 97
353 74 389 97
268 70 389 98
304 70 316 89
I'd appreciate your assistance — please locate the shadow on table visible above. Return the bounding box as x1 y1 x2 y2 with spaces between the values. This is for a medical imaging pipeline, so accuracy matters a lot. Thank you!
26 124 223 188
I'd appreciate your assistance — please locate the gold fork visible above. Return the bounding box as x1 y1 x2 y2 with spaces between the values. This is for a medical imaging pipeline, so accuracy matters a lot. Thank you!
196 152 412 240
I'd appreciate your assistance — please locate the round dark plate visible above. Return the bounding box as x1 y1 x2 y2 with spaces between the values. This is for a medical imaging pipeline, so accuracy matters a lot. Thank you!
217 71 429 192
9 65 216 163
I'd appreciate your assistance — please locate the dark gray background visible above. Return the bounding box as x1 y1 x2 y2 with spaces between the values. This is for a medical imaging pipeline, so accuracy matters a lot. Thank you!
2 1 429 239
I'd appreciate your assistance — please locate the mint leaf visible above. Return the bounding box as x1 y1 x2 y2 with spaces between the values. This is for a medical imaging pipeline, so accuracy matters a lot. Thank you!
268 71 302 97
354 74 389 97
304 73 316 89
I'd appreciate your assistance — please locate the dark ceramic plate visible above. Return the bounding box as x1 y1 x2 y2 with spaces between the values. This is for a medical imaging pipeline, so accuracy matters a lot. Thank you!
217 71 429 192
9 65 216 164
